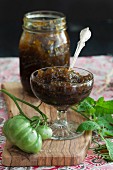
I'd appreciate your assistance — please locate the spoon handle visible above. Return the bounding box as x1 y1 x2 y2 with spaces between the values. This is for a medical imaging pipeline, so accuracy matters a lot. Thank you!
71 41 85 68
70 27 91 68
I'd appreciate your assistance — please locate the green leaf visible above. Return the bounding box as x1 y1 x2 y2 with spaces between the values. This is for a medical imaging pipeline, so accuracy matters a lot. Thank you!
96 97 104 104
102 129 113 137
76 120 100 132
86 97 95 105
71 106 90 120
77 97 96 115
95 99 113 115
105 139 113 160
103 114 113 124
96 117 113 130
95 106 113 115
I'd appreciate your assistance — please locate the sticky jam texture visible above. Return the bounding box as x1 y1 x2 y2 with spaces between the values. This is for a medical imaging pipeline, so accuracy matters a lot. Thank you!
31 67 93 108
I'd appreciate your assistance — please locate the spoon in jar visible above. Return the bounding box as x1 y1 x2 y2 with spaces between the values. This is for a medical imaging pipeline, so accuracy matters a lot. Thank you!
70 27 91 68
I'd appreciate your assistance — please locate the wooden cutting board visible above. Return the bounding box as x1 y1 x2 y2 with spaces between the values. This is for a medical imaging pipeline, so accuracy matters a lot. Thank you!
1 82 92 166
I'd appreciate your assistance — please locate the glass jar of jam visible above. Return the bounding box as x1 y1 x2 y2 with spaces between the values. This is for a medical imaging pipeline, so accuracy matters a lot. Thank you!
19 11 70 95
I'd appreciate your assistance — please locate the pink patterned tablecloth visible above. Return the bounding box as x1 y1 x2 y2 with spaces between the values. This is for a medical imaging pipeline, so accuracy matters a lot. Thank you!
0 56 113 170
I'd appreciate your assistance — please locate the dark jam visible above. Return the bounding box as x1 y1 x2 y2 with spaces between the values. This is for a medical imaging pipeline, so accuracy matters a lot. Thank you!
19 31 70 95
31 67 93 108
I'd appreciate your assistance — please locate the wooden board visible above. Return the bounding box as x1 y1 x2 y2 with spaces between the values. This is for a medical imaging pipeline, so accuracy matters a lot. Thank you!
1 82 92 166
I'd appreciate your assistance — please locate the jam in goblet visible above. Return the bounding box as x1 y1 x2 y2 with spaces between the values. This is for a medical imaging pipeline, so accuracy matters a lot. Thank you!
30 66 94 140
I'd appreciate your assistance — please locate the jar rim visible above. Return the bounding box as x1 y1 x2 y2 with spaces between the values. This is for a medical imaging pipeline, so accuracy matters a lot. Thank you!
24 10 65 22
23 10 66 32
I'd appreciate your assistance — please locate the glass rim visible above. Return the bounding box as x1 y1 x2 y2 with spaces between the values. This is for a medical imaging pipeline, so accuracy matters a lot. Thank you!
30 66 94 85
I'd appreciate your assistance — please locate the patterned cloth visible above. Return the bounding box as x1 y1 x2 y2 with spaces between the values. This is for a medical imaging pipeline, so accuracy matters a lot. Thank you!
0 56 113 170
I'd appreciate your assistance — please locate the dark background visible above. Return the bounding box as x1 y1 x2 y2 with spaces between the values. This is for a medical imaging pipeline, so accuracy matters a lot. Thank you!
1 0 113 57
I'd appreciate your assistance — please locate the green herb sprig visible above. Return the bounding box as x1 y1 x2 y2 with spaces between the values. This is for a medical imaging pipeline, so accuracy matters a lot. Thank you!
72 96 113 161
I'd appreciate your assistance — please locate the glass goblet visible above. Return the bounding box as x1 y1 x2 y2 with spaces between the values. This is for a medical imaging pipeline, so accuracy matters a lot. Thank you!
30 66 94 140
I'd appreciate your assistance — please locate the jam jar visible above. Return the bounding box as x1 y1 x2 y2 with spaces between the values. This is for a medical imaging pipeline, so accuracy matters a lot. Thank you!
19 11 70 95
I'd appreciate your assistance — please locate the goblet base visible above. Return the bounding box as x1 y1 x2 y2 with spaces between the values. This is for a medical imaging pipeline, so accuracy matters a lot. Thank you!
50 120 84 140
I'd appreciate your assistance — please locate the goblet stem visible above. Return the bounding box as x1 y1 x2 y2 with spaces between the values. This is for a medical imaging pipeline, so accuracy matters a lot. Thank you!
57 110 68 126
50 109 84 140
